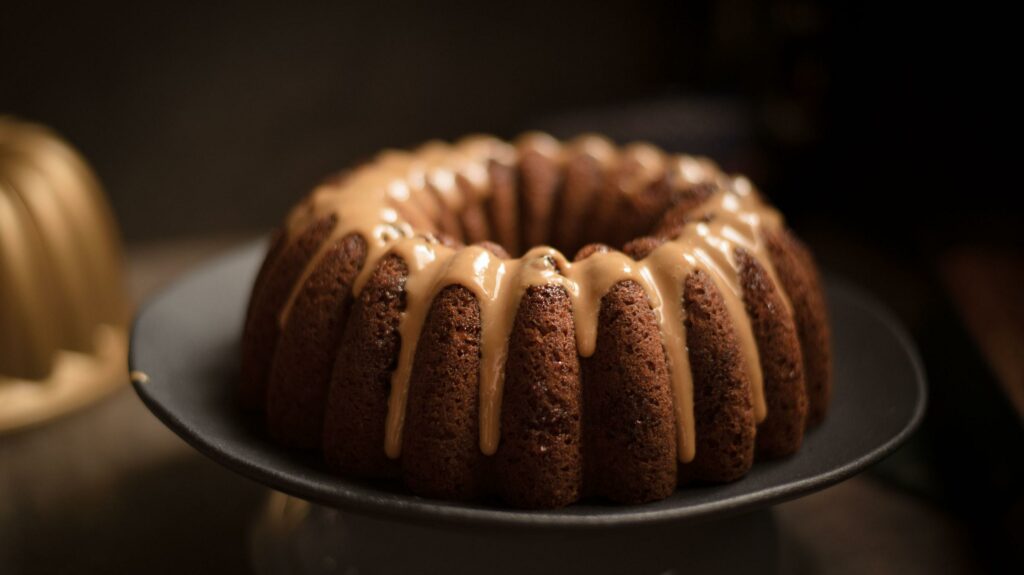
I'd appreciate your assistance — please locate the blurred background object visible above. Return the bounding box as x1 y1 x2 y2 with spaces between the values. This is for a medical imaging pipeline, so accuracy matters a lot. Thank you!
1 0 1020 573
0 117 128 431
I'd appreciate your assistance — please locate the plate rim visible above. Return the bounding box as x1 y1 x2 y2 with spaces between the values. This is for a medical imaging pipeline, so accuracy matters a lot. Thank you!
129 241 928 530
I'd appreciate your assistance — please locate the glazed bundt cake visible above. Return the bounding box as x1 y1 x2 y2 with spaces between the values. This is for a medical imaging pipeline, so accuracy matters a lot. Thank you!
240 133 831 508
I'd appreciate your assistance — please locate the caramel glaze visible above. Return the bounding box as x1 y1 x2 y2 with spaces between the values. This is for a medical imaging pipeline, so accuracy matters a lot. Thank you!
269 133 805 465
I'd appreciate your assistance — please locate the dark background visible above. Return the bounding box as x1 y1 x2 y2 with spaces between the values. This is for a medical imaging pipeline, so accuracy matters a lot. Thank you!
3 0 1021 572
5 1 1019 242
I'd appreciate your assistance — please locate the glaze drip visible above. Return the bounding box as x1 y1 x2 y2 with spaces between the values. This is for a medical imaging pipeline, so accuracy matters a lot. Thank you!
276 134 790 463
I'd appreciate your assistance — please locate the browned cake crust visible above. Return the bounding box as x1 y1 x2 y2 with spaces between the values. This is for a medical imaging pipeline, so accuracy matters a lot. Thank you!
518 150 561 253
584 171 626 248
486 160 520 256
653 182 717 237
618 175 675 247
265 233 367 448
582 277 679 503
765 229 832 426
494 284 584 508
553 153 603 256
247 228 286 311
621 236 664 260
736 248 809 458
240 228 286 396
401 285 487 500
457 176 492 245
239 215 335 412
681 270 756 482
572 242 612 262
429 184 465 242
322 254 408 478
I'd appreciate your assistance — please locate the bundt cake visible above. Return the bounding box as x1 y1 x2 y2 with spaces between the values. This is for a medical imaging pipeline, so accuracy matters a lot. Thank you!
240 133 831 509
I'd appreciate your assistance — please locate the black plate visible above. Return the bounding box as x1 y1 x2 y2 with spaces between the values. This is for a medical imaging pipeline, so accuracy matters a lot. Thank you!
130 240 926 529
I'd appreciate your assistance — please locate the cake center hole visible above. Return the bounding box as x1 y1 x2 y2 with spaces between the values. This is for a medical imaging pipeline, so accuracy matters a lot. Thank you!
428 157 688 259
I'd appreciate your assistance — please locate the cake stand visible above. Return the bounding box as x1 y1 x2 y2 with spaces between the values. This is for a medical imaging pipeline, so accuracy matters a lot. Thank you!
130 241 927 574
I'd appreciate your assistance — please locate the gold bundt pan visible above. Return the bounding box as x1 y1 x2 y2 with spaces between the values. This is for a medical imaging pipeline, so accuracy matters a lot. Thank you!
0 117 128 432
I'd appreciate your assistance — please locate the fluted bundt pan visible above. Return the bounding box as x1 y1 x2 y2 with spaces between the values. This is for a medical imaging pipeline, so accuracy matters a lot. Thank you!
0 117 128 432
